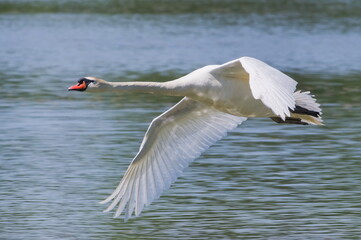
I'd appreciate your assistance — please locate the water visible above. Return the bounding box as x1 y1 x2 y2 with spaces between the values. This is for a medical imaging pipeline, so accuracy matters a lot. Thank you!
1 1 361 239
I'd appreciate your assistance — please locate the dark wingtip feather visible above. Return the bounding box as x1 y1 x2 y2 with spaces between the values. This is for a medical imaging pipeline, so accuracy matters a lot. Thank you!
291 105 320 117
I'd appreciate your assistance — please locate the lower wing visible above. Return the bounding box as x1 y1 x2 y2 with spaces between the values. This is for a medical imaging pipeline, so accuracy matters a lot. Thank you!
100 97 247 220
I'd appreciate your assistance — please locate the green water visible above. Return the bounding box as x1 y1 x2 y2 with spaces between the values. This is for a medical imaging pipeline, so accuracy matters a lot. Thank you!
1 1 361 239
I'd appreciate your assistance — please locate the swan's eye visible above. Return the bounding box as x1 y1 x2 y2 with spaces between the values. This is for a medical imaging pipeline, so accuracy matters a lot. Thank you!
77 78 95 85
85 79 95 85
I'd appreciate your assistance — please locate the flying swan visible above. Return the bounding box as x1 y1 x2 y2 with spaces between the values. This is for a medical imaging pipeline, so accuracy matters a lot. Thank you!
68 57 323 221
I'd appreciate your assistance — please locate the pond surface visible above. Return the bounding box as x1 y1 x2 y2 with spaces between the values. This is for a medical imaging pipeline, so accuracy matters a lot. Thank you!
1 1 361 239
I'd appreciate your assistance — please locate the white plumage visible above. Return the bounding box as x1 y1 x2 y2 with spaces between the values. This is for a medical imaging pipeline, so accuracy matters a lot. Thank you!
68 56 323 220
100 98 246 220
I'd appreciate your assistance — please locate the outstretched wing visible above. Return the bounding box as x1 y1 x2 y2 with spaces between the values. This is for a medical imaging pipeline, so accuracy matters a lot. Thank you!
100 97 247 220
212 57 298 120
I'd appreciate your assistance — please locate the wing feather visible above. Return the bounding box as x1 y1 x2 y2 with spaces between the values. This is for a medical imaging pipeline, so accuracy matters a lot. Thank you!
100 97 247 220
211 57 298 120
240 57 297 119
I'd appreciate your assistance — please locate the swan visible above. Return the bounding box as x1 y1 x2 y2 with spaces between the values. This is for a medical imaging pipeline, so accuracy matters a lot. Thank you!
68 56 323 221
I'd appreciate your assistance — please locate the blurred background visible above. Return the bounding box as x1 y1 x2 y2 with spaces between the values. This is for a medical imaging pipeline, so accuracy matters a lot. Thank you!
1 0 360 239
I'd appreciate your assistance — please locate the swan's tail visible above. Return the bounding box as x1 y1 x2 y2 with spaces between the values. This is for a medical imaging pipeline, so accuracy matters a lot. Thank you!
271 91 323 125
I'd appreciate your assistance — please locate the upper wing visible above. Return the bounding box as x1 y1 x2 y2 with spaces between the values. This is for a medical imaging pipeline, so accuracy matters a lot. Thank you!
211 57 298 120
100 97 247 220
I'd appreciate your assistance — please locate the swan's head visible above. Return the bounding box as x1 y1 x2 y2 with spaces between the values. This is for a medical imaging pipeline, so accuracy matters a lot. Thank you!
68 77 107 91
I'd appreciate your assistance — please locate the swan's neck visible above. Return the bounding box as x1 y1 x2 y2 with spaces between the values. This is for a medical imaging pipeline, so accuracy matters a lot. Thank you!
99 80 190 97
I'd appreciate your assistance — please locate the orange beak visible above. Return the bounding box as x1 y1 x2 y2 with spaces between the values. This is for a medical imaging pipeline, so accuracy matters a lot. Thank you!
68 81 87 91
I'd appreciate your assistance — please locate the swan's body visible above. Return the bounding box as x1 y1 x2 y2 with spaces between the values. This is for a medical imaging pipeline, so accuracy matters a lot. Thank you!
68 57 323 221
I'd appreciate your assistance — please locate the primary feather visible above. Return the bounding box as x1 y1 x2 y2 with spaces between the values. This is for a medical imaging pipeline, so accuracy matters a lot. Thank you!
100 97 247 220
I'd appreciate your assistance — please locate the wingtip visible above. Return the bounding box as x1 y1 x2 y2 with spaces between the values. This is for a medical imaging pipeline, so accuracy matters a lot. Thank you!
99 199 108 205
103 207 111 213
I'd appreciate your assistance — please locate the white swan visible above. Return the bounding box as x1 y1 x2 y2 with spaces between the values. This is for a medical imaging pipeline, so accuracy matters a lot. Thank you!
68 57 323 221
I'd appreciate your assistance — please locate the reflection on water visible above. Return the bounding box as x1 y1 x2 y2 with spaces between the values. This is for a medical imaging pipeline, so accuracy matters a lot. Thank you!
1 2 361 239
